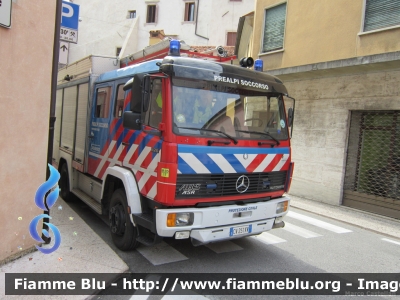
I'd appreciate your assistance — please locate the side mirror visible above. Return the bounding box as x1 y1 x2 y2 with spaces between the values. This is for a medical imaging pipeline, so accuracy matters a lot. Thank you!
123 111 141 130
123 79 133 109
123 78 134 91
288 107 294 127
142 76 151 112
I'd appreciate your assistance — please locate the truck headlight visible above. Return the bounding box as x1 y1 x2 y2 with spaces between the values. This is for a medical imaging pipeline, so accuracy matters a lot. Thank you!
167 212 194 227
276 201 289 214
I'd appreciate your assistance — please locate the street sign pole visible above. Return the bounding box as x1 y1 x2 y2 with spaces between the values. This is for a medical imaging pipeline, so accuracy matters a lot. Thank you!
44 0 63 244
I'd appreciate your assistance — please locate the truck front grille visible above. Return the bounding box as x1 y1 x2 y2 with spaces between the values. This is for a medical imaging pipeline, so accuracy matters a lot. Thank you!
175 171 287 199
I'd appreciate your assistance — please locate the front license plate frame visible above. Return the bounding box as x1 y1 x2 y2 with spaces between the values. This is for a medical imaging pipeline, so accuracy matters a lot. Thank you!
229 224 252 236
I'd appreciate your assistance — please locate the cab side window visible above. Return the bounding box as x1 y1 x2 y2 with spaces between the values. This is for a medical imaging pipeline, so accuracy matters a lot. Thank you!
95 87 112 118
145 79 163 128
114 84 125 118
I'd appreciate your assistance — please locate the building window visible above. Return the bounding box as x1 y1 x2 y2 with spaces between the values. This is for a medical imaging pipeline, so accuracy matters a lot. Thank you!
184 2 195 22
116 47 122 57
262 3 287 53
226 32 237 46
147 5 157 23
363 0 400 32
128 10 136 19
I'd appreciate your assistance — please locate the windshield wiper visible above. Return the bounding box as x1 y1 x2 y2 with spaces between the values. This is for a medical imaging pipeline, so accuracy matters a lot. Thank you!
235 130 280 146
179 127 238 145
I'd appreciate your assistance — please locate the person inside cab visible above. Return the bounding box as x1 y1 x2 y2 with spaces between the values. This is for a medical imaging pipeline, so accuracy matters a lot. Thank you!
173 87 196 124
149 79 163 128
193 91 214 124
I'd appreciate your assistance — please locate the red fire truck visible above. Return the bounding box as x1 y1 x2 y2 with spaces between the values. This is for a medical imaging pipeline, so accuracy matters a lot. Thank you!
54 40 295 250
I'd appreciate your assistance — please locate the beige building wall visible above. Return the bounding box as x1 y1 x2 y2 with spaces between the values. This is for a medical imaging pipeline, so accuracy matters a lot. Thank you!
0 0 56 262
252 0 400 70
249 0 400 209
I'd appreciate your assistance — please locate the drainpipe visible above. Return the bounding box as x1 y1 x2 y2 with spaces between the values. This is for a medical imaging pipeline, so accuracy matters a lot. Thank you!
43 0 62 244
195 0 209 40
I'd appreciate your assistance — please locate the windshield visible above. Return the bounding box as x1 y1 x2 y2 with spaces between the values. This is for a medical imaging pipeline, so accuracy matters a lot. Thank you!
171 81 289 141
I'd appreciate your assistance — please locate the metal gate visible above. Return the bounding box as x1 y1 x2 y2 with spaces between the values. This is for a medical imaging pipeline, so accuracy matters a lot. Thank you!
343 111 400 219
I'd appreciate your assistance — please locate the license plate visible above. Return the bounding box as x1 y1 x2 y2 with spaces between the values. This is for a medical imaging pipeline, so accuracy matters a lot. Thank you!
229 225 252 236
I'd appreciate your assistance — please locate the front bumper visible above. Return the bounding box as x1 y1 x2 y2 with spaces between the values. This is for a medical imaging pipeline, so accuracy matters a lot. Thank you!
156 196 289 244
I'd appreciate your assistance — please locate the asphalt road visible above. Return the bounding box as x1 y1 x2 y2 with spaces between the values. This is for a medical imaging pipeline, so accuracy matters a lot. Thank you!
67 199 400 300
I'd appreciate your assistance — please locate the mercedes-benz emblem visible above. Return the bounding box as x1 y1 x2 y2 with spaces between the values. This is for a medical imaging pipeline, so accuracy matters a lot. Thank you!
236 175 250 193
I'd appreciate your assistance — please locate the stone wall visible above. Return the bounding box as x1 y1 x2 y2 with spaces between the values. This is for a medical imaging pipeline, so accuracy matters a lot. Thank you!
282 68 400 205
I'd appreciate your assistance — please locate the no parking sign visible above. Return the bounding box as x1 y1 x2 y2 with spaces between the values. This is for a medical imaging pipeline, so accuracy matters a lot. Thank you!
60 1 80 43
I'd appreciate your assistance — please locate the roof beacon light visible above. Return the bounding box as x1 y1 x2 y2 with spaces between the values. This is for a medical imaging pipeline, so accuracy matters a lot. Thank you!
254 59 263 71
169 40 181 56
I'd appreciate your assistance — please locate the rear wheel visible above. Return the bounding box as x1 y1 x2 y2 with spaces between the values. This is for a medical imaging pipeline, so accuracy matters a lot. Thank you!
59 163 73 202
109 188 139 250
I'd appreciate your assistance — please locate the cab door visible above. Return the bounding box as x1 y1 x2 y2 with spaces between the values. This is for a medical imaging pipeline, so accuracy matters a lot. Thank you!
123 77 164 199
108 79 130 168
87 82 114 179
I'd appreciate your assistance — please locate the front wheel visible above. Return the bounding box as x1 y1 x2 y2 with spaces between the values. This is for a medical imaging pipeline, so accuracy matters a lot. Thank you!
109 188 139 250
59 163 73 202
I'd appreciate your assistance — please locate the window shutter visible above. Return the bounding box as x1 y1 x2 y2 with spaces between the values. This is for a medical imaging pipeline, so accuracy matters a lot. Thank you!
364 0 400 31
146 6 150 22
184 3 189 21
189 3 195 21
262 3 287 53
155 4 159 23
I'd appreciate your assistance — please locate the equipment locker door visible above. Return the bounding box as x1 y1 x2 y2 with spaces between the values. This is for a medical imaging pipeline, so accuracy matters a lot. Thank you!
87 82 114 179
74 83 89 167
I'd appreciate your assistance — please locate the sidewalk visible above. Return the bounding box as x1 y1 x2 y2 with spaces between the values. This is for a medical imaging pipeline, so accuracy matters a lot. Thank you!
1 194 399 299
0 197 129 300
288 194 400 240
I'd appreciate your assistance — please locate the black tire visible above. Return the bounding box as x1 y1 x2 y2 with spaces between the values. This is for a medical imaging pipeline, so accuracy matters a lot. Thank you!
109 188 139 250
59 163 73 202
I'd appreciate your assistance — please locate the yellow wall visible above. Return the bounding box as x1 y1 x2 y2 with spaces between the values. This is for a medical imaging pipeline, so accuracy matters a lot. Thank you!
0 0 56 262
252 0 400 70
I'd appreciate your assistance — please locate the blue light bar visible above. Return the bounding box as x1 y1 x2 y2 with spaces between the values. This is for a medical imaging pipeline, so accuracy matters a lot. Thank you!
169 40 181 56
254 59 263 71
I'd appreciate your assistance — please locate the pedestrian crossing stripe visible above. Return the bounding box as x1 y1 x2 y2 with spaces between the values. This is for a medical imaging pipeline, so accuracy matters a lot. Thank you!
128 275 209 300
286 211 352 234
381 238 400 246
251 232 287 244
136 241 188 266
129 275 161 300
283 222 322 238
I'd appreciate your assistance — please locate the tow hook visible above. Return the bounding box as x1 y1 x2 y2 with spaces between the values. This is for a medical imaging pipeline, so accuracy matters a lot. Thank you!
272 217 285 229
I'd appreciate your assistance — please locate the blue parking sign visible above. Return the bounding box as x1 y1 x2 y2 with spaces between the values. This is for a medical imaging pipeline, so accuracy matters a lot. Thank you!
61 1 79 30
